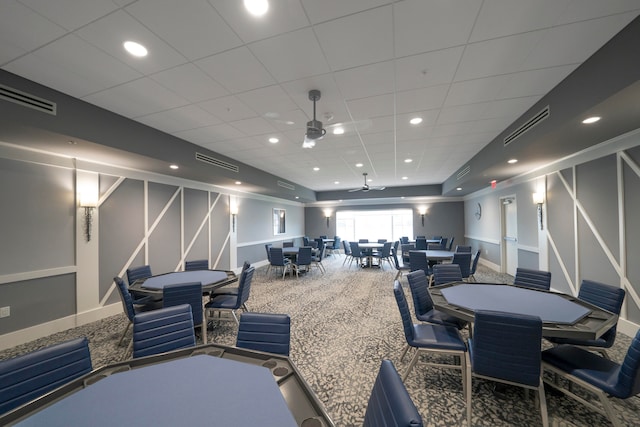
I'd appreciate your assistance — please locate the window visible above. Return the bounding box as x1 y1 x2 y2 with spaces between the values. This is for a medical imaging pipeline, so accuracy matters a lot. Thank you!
336 209 413 242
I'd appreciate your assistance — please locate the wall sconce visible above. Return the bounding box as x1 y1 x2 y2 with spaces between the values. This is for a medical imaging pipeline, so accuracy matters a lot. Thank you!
230 204 239 232
418 207 427 227
323 210 332 228
79 192 98 242
532 192 544 230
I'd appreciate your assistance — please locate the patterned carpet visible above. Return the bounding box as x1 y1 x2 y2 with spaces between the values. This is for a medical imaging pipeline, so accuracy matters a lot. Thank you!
1 256 638 426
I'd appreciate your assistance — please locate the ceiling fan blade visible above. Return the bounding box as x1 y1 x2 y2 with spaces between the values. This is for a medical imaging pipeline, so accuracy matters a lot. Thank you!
347 188 361 192
371 186 386 190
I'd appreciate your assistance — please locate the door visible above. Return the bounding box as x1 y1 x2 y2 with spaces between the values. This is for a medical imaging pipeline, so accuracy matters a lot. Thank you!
502 197 518 276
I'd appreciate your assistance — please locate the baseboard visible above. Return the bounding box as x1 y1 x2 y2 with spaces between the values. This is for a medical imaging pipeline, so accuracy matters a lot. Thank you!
0 303 122 351
618 318 639 338
478 257 501 273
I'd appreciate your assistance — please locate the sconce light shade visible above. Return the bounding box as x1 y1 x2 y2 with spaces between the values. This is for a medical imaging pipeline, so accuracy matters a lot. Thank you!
79 192 98 242
79 192 98 208
532 192 544 205
418 207 427 227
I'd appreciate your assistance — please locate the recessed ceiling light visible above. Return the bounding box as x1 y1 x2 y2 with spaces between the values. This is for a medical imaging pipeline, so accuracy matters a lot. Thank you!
507 158 518 164
295 196 299 199
355 163 363 168
235 181 242 185
404 158 413 163
284 120 295 125
332 127 344 135
334 181 340 184
169 164 179 170
409 117 423 125
268 137 279 143
456 187 462 191
244 0 268 16
313 167 320 171
367 178 372 182
123 41 147 57
582 116 601 124
401 196 405 199
402 176 408 180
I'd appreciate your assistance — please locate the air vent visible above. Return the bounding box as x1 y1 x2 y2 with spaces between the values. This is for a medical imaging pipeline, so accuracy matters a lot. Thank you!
0 84 56 115
504 106 550 146
277 181 295 191
195 152 239 173
456 165 471 180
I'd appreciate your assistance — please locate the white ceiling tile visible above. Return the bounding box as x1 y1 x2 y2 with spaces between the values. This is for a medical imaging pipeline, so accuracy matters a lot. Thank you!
301 0 392 24
249 28 331 83
498 65 576 99
76 10 187 74
444 75 510 107
126 0 242 60
314 6 393 71
4 34 141 98
437 103 493 126
554 1 640 25
136 104 221 133
150 63 228 103
19 0 120 31
230 117 277 136
394 47 464 92
393 0 482 58
346 93 395 121
0 0 66 63
236 85 298 116
195 46 275 93
334 61 395 100
197 95 257 122
469 0 572 42
174 123 245 145
211 0 309 43
266 109 308 131
481 96 542 120
359 116 395 135
395 85 449 114
82 77 189 118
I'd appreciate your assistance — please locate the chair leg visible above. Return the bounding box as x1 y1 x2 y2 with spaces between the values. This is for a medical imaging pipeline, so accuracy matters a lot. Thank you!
400 344 411 362
466 353 472 427
598 389 621 427
538 379 549 427
118 321 132 346
402 350 420 381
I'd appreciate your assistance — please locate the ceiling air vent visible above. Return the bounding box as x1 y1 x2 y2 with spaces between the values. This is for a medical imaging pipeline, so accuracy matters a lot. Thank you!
457 165 471 180
195 152 239 173
277 181 295 191
0 84 56 115
503 106 550 146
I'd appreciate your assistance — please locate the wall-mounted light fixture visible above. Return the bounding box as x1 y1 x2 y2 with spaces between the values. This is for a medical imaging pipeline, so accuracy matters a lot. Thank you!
79 192 98 242
323 210 332 228
230 204 239 232
532 192 544 230
418 207 427 227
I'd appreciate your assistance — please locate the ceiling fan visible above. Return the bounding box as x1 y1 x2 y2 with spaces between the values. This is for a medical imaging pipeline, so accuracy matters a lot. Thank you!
302 89 326 148
348 173 386 192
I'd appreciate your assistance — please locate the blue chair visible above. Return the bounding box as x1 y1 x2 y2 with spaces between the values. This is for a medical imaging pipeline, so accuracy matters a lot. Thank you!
114 276 156 346
205 266 254 324
349 242 365 268
393 281 467 385
432 264 463 286
342 240 352 266
514 267 551 291
283 241 294 248
401 243 414 264
408 250 430 277
466 310 548 427
302 236 310 246
236 313 291 356
269 247 293 279
455 245 472 253
311 243 326 273
0 337 92 415
326 236 341 257
468 251 481 282
126 265 152 285
400 236 409 244
451 252 472 280
392 249 411 281
406 270 467 329
184 259 208 271
132 304 196 359
294 246 313 276
542 329 640 427
208 261 249 298
446 236 455 251
362 359 424 427
372 241 393 270
439 237 449 250
546 279 625 358
427 242 444 250
163 282 205 344
415 237 427 250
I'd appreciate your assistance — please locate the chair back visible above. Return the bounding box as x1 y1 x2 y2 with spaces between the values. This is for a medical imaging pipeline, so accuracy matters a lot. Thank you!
363 359 424 427
114 276 136 321
184 259 208 271
617 329 640 398
315 243 326 260
470 251 481 275
406 270 435 317
471 310 542 387
265 244 273 262
431 236 441 240
377 239 387 244
514 268 551 291
393 281 416 344
132 304 196 359
427 243 444 250
415 237 427 250
439 237 448 250
236 266 255 309
297 246 312 266
319 235 327 239
269 247 287 267
126 265 152 285
408 251 429 275
579 280 625 344
416 236 426 239
400 236 409 244
241 261 251 273
401 244 415 262
452 252 472 279
283 241 294 248
446 236 455 251
342 240 352 255
0 337 92 415
432 264 463 286
350 241 363 257
455 245 472 253
236 313 291 356
163 282 203 328
380 241 393 257
332 236 341 249
302 236 310 246
359 239 369 243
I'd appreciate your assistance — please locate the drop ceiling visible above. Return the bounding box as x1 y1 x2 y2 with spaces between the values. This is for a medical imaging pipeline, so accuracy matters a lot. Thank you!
1 0 639 199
